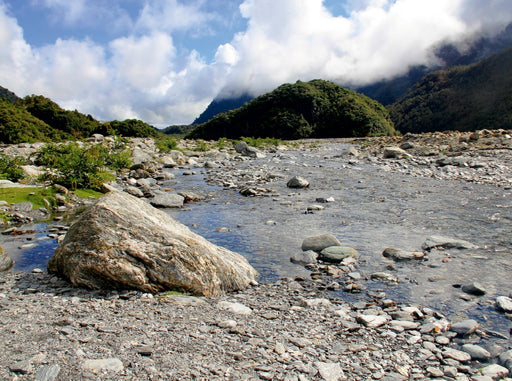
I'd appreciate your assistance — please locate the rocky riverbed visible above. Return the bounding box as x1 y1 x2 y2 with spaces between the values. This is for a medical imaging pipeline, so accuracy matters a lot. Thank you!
1 129 512 380
1 270 511 380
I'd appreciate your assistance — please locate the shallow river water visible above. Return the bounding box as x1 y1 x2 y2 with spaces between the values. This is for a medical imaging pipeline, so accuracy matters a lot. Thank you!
168 143 512 337
7 142 512 339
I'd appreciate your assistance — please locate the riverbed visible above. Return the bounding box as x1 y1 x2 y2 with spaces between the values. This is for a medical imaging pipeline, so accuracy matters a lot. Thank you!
5 140 512 341
166 142 512 338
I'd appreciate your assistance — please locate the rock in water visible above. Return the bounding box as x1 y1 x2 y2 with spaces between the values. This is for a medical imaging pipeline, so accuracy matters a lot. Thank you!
422 235 477 250
48 191 258 296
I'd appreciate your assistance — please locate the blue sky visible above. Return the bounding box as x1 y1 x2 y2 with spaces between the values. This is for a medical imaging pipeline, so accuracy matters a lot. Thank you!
1 0 511 126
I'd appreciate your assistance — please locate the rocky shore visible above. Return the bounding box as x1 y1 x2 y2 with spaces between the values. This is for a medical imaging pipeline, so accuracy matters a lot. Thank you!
1 270 511 380
1 129 512 380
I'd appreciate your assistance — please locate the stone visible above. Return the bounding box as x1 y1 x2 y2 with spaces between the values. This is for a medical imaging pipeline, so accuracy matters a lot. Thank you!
301 233 341 252
449 319 479 335
315 361 344 381
290 250 318 266
370 272 398 284
178 191 204 203
356 314 389 328
422 235 477 250
461 344 491 360
499 349 512 368
443 348 471 362
0 246 14 271
48 190 258 296
21 165 45 178
35 364 61 381
480 364 509 378
383 146 410 159
235 141 265 158
461 282 487 296
287 176 310 188
496 296 512 312
82 358 124 373
298 298 332 308
319 246 360 263
9 359 32 374
382 248 424 261
149 193 185 208
218 301 252 315
125 186 144 198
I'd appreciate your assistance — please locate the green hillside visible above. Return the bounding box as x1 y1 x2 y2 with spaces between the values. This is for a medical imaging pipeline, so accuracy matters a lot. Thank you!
0 92 159 144
389 47 512 133
0 98 72 144
188 80 397 140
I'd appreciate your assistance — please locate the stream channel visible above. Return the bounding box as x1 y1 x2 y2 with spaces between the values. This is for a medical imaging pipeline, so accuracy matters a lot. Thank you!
7 142 512 342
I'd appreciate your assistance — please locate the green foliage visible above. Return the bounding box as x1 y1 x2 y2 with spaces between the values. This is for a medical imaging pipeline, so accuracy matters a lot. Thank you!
0 154 25 181
0 98 66 144
34 141 130 190
21 95 101 138
389 47 512 133
0 186 58 210
155 135 179 152
187 80 396 140
101 119 158 138
240 137 283 147
193 140 211 152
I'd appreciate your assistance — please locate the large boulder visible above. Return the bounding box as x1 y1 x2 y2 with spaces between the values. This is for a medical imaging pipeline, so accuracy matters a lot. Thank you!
48 191 258 296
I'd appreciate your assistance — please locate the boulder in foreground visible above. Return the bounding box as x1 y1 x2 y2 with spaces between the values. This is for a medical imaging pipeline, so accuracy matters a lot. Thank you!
48 191 259 296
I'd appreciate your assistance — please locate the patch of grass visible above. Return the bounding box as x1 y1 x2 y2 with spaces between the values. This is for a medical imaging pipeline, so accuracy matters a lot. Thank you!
193 140 211 152
0 186 58 209
158 290 189 298
73 188 105 199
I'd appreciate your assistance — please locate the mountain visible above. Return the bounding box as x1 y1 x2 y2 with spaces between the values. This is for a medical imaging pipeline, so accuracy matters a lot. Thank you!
358 22 512 105
193 94 253 125
388 46 512 134
0 86 20 103
192 23 512 124
187 79 396 140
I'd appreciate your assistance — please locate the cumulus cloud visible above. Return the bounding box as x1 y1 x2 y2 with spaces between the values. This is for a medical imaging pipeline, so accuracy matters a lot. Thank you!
220 0 512 97
0 0 511 125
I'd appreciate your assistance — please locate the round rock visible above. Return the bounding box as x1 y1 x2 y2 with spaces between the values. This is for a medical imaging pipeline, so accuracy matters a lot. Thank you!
319 246 360 263
287 176 310 188
301 233 341 252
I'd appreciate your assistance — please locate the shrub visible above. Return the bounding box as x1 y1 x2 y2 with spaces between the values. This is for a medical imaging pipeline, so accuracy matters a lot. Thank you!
34 140 131 190
0 154 25 182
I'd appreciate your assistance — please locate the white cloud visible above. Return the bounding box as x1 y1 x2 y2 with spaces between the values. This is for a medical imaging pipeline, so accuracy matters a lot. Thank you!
136 0 217 34
109 33 176 91
1 0 511 126
220 0 512 96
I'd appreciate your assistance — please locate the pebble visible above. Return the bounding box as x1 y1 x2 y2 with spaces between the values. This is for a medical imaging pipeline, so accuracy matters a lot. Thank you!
496 296 512 312
449 319 479 335
480 364 509 378
82 358 124 373
461 344 491 360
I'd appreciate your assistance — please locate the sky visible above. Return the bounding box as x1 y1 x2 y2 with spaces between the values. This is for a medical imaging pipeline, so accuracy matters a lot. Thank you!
1 0 512 127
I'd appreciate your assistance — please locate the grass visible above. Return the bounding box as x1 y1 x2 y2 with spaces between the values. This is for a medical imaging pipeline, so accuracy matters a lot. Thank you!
0 186 58 209
0 186 105 224
73 188 104 199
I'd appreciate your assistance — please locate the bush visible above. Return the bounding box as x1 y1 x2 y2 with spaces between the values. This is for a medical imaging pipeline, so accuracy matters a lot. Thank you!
155 135 179 152
34 140 131 190
0 154 25 182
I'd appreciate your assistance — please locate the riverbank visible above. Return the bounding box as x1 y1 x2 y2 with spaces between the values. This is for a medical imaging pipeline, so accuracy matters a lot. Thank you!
1 270 511 380
1 130 512 380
